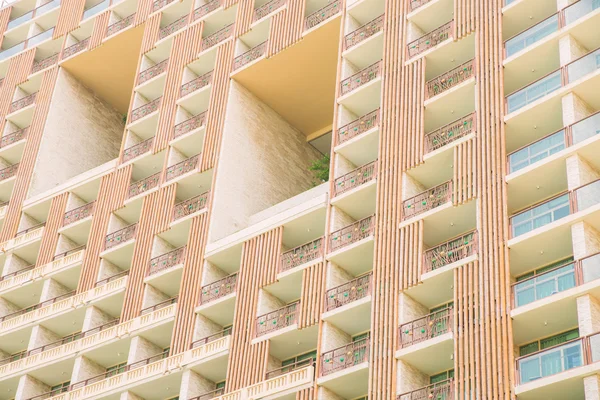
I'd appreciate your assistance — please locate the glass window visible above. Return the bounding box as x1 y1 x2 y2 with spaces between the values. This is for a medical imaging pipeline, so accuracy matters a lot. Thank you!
519 328 579 356
106 362 127 377
216 381 226 389
430 369 454 384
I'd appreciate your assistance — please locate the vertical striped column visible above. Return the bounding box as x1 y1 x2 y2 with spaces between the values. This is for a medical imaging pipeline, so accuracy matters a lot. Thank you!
36 193 69 266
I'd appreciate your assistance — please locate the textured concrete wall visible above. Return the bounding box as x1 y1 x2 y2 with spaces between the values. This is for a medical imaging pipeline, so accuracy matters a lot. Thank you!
2 253 31 276
71 356 106 383
201 261 228 286
329 206 355 233
558 34 588 66
398 292 428 324
15 374 50 400
566 154 600 191
180 370 217 400
56 234 79 255
577 294 600 336
66 193 88 212
584 374 600 400
141 284 170 309
257 288 286 316
572 222 600 261
120 391 145 400
127 336 163 364
82 306 115 331
209 81 322 242
98 259 124 281
334 151 357 178
29 69 124 198
193 314 225 342
267 354 282 372
151 236 176 258
40 278 71 302
318 387 346 400
322 321 351 352
402 173 427 201
326 263 354 290
28 325 62 350
0 297 20 317
562 93 594 127
396 360 429 394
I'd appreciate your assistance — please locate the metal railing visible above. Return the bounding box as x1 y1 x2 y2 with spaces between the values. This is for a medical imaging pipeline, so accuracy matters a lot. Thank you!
509 192 570 238
180 70 213 97
123 137 154 162
159 14 189 40
565 46 600 84
0 127 27 148
172 191 210 220
130 97 162 122
106 13 135 36
15 221 45 236
200 273 237 304
504 13 560 58
233 41 268 70
337 109 379 145
53 245 86 261
425 113 475 153
189 388 226 400
0 265 34 281
153 0 176 12
408 0 434 11
7 0 60 31
397 379 454 400
506 69 564 114
320 336 369 376
399 307 453 348
26 27 54 47
0 291 76 322
507 128 567 173
329 215 375 252
571 177 600 213
147 246 186 276
166 154 199 181
105 223 137 250
173 111 207 139
402 180 453 220
325 273 371 311
63 201 95 226
31 53 59 74
140 296 178 315
423 231 478 273
305 0 340 30
344 14 383 49
9 92 36 113
62 37 90 59
516 336 584 384
340 61 381 95
513 260 578 308
255 301 299 337
201 24 234 51
190 327 232 349
333 160 377 196
138 59 169 85
128 172 160 198
266 357 313 379
280 237 323 272
94 270 129 287
254 0 285 21
425 59 475 99
407 20 453 58
81 0 109 20
193 0 222 20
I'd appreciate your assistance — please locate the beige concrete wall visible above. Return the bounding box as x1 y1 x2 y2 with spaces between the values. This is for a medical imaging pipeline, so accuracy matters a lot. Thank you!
28 325 62 350
193 314 225 342
98 259 124 281
398 292 428 324
180 370 217 400
317 387 346 400
572 222 600 262
82 306 115 331
402 173 427 200
584 375 600 400
127 336 163 364
326 262 354 290
2 253 31 277
267 354 283 372
71 356 106 383
562 93 594 128
29 69 124 198
257 288 286 316
566 154 600 191
120 391 145 400
15 374 50 399
558 35 588 66
396 360 429 394
322 321 351 352
208 82 322 242
330 206 355 233
201 261 228 286
0 297 20 317
141 284 170 309
40 278 71 302
577 294 600 336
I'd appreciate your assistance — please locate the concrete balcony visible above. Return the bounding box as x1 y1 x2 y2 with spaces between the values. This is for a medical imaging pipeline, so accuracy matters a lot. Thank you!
322 273 372 336
196 273 237 326
201 24 234 53
279 237 324 276
327 215 375 276
145 246 186 295
127 96 161 132
100 223 137 267
122 136 154 164
331 161 377 221
233 41 268 71
191 0 223 23
338 61 382 117
335 109 379 166
105 13 135 38
396 307 454 375
253 0 285 23
407 20 453 60
397 378 453 400
166 154 200 182
318 337 369 399
342 15 384 70
61 37 90 60
0 127 27 163
424 112 476 156
172 111 207 146
137 58 168 88
401 180 452 222
305 0 340 32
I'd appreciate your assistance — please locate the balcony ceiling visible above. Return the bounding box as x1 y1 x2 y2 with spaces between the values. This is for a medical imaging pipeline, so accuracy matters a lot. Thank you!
62 24 144 114
232 17 340 137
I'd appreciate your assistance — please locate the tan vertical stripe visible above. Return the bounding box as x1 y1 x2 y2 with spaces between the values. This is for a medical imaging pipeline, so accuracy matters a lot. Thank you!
140 13 162 55
298 262 325 328
266 0 306 57
88 10 111 50
234 0 254 37
0 7 11 48
36 193 69 266
134 0 155 27
53 0 85 38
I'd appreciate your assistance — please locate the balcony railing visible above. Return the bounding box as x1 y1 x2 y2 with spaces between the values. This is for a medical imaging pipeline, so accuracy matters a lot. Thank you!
180 70 213 97
305 0 340 30
147 246 186 276
397 379 454 400
130 97 161 122
0 291 76 322
513 260 578 308
62 37 90 59
344 14 383 49
572 177 600 213
53 245 86 261
571 108 600 145
159 14 188 40
334 160 377 196
7 0 60 31
325 273 371 311
201 23 234 51
106 13 135 36
153 0 176 12
9 93 36 113
0 42 25 61
407 20 453 58
16 222 45 237
408 0 434 11
190 327 232 349
320 336 369 376
425 113 475 153
505 13 559 58
340 61 381 95
26 27 54 47
564 0 600 24
200 273 237 304
233 41 268 70
255 301 299 337
63 201 95 227
423 231 478 273
254 0 285 21
27 386 69 400
516 337 583 384
337 109 379 145
0 127 27 148
508 128 567 173
0 265 34 282
173 191 210 220
140 296 178 315
94 270 129 287
138 59 168 85
166 154 199 181
189 388 226 400
123 136 154 162
31 53 59 74
105 223 137 250
565 46 600 84
266 357 313 379
510 193 570 237
506 69 563 114
329 215 375 252
280 237 323 272
82 0 109 20
128 172 160 198
193 0 222 20
402 180 453 220
399 307 453 348
173 111 207 139
0 163 19 181
425 59 475 99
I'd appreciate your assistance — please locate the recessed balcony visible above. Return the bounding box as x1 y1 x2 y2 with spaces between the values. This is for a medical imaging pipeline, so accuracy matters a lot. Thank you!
201 23 234 52
196 273 237 325
402 180 452 222
342 15 384 70
128 96 161 127
338 61 382 116
158 14 189 41
397 378 453 400
327 215 375 275
424 112 475 155
146 245 186 278
127 172 160 199
510 192 571 239
255 301 299 338
137 58 169 86
140 296 178 316
8 92 36 115
6 0 60 32
172 111 207 144
279 237 324 275
31 53 59 75
178 71 213 114
253 0 285 23
0 126 28 153
61 37 90 60
335 109 379 166
122 136 154 164
153 0 177 12
233 41 267 71
104 223 137 252
106 13 135 37
81 0 110 21
425 58 475 100
423 230 478 274
504 12 559 58
318 336 369 399
165 153 200 182
190 327 232 350
192 0 223 21
172 191 210 223
305 0 341 32
322 273 372 335
0 163 19 183
333 160 377 198
62 201 95 228
407 20 453 59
